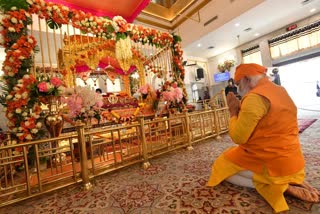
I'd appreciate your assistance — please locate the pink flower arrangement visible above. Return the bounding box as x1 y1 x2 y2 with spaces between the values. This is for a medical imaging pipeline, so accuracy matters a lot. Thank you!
138 84 151 95
35 74 64 96
162 87 183 103
62 86 103 122
50 77 63 87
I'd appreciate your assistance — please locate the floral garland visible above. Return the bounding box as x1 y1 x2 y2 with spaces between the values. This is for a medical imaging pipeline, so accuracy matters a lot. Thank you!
0 0 186 142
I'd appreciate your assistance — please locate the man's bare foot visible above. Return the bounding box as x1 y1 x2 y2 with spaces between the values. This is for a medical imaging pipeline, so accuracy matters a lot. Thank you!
286 185 319 203
299 181 320 196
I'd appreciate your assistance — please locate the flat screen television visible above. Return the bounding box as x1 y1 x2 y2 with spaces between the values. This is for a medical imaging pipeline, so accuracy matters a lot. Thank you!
214 72 230 83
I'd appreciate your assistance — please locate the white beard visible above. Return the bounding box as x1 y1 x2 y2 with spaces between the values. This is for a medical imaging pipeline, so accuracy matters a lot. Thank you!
238 85 250 97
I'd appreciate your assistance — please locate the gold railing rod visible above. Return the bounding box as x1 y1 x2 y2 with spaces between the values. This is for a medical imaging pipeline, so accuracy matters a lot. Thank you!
75 121 92 190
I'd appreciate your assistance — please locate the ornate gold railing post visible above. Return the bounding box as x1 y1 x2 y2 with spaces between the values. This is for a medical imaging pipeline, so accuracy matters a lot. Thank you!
183 109 193 150
213 108 222 140
138 116 150 169
75 121 92 190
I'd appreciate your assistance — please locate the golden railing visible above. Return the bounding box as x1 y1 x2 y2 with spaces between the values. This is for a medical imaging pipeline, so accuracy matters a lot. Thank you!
0 108 229 207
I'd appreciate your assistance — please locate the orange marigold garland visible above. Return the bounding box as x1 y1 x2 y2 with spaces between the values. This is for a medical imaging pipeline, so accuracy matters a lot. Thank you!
103 107 140 124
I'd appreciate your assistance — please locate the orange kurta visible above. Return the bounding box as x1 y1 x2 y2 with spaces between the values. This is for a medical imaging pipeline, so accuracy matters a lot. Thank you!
208 77 306 213
225 77 305 176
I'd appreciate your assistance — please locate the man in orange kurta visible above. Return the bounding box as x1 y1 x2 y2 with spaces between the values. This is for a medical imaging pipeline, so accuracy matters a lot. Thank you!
207 63 319 213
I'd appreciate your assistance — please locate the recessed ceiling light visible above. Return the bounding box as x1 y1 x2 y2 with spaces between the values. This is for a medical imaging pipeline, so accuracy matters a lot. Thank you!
310 8 316 13
197 43 202 47
235 23 240 27
254 33 260 36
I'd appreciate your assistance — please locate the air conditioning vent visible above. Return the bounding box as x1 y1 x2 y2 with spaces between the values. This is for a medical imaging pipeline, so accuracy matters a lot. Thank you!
208 46 214 49
244 27 252 32
204 15 218 27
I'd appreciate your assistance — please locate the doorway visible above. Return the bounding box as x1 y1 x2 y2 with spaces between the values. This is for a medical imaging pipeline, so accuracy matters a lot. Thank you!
278 56 320 118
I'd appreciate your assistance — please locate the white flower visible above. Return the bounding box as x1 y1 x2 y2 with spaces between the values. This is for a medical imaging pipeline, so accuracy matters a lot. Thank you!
11 17 18 24
62 6 69 11
8 72 14 77
15 94 22 99
36 122 42 128
26 0 34 5
8 113 13 118
6 94 13 100
40 0 45 7
16 133 23 137
8 27 15 32
23 74 30 79
22 92 28 99
22 112 28 117
12 128 18 132
15 108 22 114
26 134 33 140
28 38 34 43
31 129 38 134
11 7 17 11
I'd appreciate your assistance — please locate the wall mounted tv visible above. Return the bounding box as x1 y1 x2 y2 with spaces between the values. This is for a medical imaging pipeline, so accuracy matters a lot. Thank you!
214 72 230 83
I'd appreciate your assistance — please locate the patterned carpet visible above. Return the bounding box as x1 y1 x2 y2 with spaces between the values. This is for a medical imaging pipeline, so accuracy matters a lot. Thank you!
298 119 317 133
1 120 320 213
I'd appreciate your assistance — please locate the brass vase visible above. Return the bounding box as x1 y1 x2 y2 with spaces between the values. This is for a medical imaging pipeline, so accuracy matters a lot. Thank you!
44 96 64 147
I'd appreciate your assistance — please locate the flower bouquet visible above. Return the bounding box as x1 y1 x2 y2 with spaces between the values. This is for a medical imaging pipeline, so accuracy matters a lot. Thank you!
62 86 103 124
160 81 184 114
138 84 151 100
35 73 64 97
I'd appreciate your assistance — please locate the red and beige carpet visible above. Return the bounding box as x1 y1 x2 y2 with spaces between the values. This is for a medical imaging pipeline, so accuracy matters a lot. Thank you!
298 119 317 133
1 120 320 213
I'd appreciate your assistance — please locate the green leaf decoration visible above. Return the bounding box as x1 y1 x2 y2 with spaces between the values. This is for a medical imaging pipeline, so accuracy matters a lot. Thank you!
0 0 29 12
106 25 115 34
172 34 182 43
68 11 73 19
116 32 127 41
46 19 62 30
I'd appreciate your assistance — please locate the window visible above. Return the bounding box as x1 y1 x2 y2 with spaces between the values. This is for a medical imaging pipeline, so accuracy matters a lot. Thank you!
242 45 262 65
269 20 320 59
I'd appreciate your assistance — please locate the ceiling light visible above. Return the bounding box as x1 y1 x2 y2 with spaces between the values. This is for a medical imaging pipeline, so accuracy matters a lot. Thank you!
235 23 240 27
197 43 202 47
208 46 214 49
254 33 260 36
310 8 316 13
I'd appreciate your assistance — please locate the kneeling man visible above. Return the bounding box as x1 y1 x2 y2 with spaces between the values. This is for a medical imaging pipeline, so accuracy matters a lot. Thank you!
208 63 319 213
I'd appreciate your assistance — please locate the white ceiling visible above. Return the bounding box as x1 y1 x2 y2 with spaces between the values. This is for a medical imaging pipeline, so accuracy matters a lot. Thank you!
183 0 320 59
